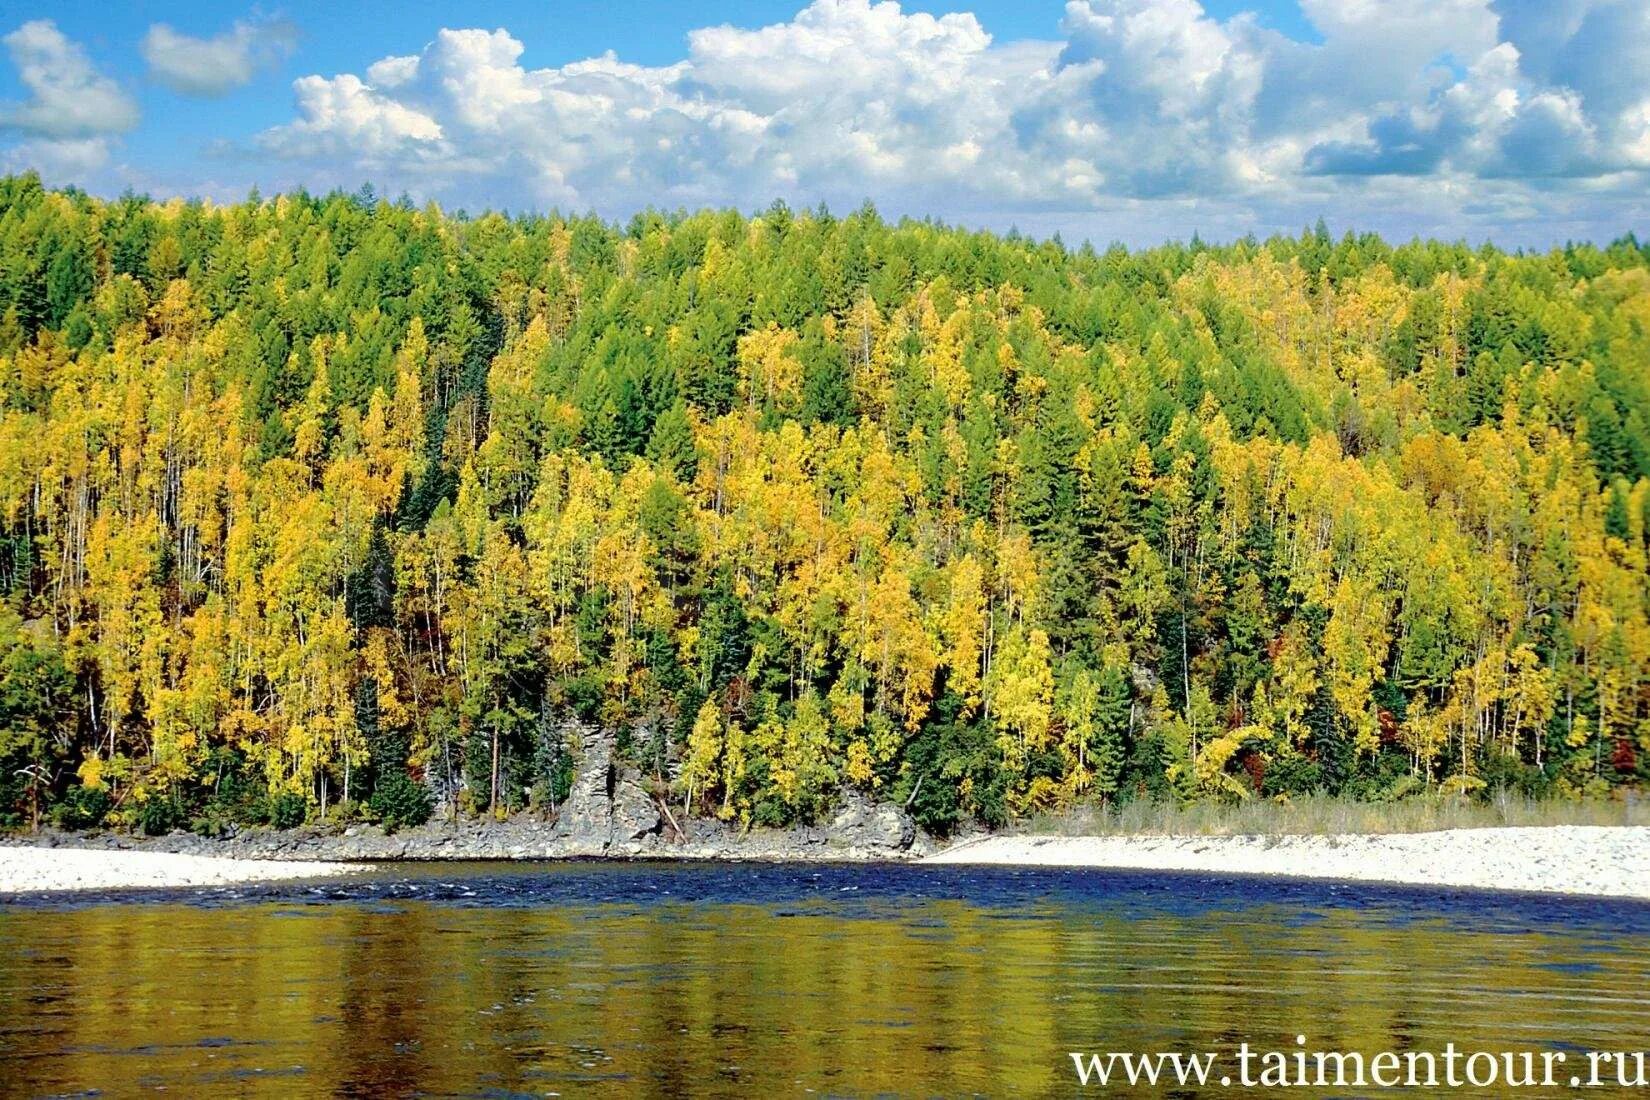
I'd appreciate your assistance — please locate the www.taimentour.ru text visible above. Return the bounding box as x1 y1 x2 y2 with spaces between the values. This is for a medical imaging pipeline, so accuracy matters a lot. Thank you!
1071 1037 1650 1089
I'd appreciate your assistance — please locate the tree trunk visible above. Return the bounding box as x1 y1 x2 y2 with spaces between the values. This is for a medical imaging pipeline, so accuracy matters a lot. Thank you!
490 726 500 813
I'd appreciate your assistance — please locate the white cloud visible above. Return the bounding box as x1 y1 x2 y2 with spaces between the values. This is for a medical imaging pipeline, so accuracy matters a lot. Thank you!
263 74 444 162
365 55 420 90
0 20 137 177
257 2 1070 212
143 18 299 97
99 0 1650 239
2 20 138 139
1 135 114 179
0 0 1636 245
1300 0 1650 182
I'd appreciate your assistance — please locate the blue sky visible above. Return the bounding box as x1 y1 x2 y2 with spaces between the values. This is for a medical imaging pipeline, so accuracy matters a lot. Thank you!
1 0 1646 247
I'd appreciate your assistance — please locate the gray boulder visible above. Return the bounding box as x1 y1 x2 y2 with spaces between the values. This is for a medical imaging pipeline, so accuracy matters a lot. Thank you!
826 789 916 851
610 777 662 842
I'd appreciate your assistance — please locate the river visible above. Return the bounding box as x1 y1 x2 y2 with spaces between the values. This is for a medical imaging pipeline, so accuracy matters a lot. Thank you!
3 862 1649 1095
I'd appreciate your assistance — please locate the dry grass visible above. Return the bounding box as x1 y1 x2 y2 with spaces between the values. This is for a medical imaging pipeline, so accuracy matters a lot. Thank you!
1020 792 1650 837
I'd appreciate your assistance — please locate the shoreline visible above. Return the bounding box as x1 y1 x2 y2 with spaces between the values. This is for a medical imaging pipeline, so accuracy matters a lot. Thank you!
0 846 361 894
924 825 1650 900
0 811 931 867
0 804 932 893
3 823 1648 899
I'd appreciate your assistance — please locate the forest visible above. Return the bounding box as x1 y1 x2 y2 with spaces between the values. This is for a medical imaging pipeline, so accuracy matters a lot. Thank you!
1 170 1648 836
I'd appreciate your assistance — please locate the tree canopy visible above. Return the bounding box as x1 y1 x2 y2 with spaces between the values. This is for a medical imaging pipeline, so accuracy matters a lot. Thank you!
2 171 1649 834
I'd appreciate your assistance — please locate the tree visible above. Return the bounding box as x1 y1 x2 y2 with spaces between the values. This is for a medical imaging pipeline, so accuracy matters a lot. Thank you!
346 520 397 632
0 615 75 829
646 400 698 482
682 698 724 816
45 236 94 329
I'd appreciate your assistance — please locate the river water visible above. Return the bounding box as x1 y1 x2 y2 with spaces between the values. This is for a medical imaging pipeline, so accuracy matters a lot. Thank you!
3 862 1649 1096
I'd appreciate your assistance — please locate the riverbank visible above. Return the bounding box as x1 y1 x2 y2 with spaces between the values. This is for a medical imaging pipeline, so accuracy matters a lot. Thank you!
7 822 1649 900
925 826 1650 899
0 786 930 881
0 846 360 894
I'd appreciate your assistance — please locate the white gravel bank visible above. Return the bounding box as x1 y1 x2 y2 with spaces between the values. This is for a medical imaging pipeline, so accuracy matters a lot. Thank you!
926 826 1650 900
0 846 361 894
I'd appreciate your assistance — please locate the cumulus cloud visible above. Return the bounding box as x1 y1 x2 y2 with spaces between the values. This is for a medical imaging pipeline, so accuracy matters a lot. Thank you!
265 73 445 163
143 18 299 97
0 20 138 174
1 136 114 179
0 0 1630 245
2 20 138 139
251 3 1046 212
258 6 1060 213
113 0 1650 237
1298 0 1650 182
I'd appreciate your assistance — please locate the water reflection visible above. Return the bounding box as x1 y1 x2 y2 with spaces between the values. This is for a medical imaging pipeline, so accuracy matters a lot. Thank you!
3 863 1649 1096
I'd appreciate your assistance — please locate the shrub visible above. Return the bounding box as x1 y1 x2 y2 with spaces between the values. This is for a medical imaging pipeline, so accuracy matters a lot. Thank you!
1261 751 1323 799
368 772 433 832
136 795 185 836
50 785 111 830
190 806 234 838
197 747 274 828
751 797 787 828
1477 748 1551 799
268 791 308 830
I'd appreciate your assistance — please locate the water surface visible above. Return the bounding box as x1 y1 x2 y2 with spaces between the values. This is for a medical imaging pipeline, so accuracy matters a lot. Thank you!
3 862 1650 1096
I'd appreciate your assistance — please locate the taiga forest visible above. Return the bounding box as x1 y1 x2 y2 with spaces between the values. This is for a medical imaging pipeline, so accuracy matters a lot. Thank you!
3 172 1649 836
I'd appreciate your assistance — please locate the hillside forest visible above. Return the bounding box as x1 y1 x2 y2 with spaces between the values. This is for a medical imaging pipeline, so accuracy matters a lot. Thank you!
2 172 1649 835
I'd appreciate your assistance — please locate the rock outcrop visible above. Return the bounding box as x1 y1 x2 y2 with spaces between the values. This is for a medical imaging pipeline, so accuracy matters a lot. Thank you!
827 789 917 851
554 723 661 849
24 724 932 864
